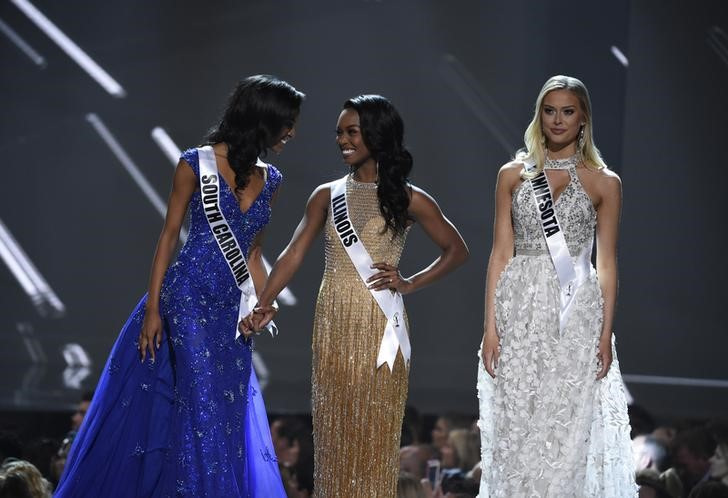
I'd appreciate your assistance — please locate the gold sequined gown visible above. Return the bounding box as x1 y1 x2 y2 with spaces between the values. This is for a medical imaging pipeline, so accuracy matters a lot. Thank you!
312 175 410 497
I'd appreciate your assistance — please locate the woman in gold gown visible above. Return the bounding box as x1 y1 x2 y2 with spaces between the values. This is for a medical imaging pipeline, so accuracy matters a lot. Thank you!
241 95 468 497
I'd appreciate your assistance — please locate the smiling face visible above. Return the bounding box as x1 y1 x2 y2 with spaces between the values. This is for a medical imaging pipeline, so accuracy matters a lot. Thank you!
335 108 374 168
270 121 296 154
710 444 728 481
541 89 585 155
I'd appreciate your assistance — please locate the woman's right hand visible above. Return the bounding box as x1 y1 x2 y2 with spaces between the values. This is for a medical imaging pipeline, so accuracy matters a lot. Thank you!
481 331 500 378
251 304 278 331
139 309 163 363
237 305 278 338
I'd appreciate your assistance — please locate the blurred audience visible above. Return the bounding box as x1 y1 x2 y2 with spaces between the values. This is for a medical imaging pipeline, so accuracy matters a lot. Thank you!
402 405 425 446
687 481 728 498
634 434 670 472
270 415 313 498
431 414 473 452
709 421 728 486
673 426 717 491
398 471 427 498
0 458 52 498
400 444 437 480
0 432 22 464
70 391 94 432
631 404 658 438
2 396 728 497
440 429 479 473
22 439 59 489
636 468 683 498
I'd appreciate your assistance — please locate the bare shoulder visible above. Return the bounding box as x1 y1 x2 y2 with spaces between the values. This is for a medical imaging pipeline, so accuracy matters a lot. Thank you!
578 164 621 207
489 161 524 196
408 184 440 213
498 160 525 184
174 158 197 185
500 160 525 175
590 165 622 194
308 182 333 207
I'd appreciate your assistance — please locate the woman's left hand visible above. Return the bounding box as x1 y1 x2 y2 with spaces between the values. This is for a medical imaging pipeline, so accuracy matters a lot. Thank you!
367 262 412 294
596 335 613 380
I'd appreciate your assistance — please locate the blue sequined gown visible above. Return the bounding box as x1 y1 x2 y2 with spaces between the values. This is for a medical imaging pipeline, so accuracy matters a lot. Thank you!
55 149 286 497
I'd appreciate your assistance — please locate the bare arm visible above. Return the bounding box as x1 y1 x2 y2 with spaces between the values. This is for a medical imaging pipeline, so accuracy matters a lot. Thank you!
594 171 622 379
139 159 196 361
247 187 280 294
367 186 468 293
481 163 520 377
247 184 330 329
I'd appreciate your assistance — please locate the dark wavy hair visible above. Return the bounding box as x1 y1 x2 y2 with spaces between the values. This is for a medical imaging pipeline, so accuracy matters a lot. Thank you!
207 75 304 193
343 95 413 235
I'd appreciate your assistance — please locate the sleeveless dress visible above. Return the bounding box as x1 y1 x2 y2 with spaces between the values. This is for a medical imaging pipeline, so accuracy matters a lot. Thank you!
476 157 637 498
56 149 286 498
311 175 410 497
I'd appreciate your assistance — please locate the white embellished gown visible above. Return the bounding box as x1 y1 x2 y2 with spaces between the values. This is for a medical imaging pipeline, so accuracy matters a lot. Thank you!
476 157 636 497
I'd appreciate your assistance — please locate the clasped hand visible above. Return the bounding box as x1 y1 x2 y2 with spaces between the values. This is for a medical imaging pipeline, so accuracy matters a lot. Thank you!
238 304 278 338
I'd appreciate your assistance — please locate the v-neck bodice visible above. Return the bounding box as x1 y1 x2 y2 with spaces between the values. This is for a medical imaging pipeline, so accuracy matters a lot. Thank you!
160 148 282 306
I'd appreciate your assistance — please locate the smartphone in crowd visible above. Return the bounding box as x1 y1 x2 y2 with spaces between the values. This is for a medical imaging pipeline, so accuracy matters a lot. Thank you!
426 458 441 488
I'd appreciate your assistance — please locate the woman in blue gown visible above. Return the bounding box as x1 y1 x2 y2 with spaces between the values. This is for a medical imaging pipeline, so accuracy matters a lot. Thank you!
55 75 305 497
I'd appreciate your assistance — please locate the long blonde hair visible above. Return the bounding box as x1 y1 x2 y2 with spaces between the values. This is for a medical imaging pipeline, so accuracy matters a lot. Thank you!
518 75 607 178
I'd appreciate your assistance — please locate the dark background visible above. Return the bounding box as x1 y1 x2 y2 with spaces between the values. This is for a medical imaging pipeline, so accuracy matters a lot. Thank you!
0 0 726 424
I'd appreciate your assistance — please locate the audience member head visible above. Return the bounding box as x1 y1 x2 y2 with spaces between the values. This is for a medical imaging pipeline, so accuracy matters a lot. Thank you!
71 390 94 431
441 429 480 472
269 416 313 497
431 414 473 451
397 471 426 498
673 427 717 486
270 416 308 468
399 444 436 479
635 468 683 498
633 434 669 472
0 459 52 498
687 481 728 498
709 420 728 486
653 425 678 448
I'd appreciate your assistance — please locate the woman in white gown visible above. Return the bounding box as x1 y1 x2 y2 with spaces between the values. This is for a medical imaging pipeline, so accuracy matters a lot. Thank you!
476 75 636 497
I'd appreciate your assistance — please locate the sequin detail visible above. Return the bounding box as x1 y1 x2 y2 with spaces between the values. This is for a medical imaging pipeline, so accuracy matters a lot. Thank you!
54 149 284 498
513 160 595 256
312 175 410 497
476 161 636 497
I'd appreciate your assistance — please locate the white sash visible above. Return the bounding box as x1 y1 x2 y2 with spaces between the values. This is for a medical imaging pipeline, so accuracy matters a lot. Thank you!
330 176 410 371
197 146 276 340
524 161 591 333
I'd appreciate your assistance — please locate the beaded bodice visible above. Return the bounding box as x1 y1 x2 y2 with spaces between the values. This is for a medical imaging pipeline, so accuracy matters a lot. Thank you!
323 175 409 280
512 157 596 255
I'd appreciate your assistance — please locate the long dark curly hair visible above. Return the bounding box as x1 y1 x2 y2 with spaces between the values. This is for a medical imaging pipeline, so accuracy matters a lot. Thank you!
207 75 305 193
343 95 413 235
